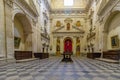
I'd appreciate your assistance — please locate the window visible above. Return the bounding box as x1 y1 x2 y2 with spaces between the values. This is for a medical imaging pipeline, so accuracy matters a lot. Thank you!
64 0 73 6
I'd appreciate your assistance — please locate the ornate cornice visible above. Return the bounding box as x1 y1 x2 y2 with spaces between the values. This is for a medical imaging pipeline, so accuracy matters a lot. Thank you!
46 0 92 14
52 32 84 38
15 0 39 18
53 26 64 32
4 0 13 7
72 26 84 32
52 32 84 34
51 8 87 14
98 0 120 16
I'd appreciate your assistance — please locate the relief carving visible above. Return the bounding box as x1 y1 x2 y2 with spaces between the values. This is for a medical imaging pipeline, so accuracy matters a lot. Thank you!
56 21 61 27
76 21 81 27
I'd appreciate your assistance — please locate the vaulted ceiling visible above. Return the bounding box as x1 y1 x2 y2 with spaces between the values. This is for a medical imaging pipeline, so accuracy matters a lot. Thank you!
47 0 92 13
50 0 89 10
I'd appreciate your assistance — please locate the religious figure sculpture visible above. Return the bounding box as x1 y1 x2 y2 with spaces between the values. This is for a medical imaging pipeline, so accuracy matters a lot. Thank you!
76 37 80 56
76 37 80 51
56 21 61 27
56 38 60 51
76 21 81 27
56 38 61 56
67 23 70 30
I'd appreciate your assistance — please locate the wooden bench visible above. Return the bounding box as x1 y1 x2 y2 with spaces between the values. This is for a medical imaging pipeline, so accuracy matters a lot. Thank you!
87 52 101 59
103 50 120 60
14 51 32 60
34 53 49 59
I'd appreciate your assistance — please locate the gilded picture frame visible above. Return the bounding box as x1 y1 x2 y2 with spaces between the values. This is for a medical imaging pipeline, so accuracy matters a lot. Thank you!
14 37 21 49
111 35 119 48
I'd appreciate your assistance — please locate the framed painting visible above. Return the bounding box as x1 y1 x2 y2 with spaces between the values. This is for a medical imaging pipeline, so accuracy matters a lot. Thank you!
14 37 21 49
111 35 119 48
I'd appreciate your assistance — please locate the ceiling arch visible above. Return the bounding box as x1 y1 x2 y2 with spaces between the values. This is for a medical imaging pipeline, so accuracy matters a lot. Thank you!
50 0 89 10
47 0 92 14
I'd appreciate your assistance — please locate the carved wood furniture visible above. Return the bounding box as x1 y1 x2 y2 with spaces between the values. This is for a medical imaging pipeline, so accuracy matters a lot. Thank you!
103 50 120 60
15 51 32 60
87 52 101 59
34 53 49 59
61 52 73 62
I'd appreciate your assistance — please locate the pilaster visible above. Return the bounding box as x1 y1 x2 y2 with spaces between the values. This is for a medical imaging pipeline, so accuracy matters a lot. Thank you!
4 0 14 60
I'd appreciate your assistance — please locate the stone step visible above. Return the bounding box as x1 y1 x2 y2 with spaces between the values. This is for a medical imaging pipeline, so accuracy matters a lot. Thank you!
96 58 119 64
16 58 38 63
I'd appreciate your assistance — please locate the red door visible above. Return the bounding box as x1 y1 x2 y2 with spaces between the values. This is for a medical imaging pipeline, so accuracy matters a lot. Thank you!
64 39 72 52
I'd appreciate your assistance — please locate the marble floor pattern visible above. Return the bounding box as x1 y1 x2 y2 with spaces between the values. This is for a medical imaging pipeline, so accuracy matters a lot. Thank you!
0 57 120 80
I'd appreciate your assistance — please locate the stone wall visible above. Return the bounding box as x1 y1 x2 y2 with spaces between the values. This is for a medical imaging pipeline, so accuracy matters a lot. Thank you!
0 0 6 58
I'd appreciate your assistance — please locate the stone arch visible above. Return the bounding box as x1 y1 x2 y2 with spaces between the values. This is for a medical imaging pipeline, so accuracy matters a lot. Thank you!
103 11 120 50
13 13 33 51
104 11 120 32
64 37 73 43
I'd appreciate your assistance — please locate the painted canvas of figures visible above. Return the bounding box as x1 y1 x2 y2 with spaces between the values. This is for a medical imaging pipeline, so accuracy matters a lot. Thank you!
14 37 21 49
111 35 119 48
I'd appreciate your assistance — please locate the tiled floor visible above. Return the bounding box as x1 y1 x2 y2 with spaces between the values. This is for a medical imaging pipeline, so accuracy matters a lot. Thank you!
0 57 120 80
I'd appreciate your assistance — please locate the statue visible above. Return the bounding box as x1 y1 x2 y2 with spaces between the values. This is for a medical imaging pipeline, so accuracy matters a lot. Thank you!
56 21 61 27
56 38 60 51
76 38 80 51
67 23 70 30
76 21 81 27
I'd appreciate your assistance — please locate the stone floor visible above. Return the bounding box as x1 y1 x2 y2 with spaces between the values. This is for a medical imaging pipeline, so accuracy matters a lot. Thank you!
0 57 120 80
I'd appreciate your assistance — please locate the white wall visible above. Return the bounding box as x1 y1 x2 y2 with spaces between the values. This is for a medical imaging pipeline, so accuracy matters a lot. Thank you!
107 13 120 50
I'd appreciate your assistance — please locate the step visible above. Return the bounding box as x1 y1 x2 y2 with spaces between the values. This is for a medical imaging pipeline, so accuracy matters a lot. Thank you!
96 58 119 64
16 58 38 63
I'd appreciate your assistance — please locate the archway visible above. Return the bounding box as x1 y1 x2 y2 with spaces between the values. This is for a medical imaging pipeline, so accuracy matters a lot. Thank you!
14 13 32 51
64 37 72 52
103 11 120 50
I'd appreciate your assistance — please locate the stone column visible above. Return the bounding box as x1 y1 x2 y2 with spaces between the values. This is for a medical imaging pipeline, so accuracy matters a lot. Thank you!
4 0 14 60
61 37 64 54
49 18 53 54
102 31 108 51
0 0 6 58
73 37 76 55
53 37 57 55
32 27 37 53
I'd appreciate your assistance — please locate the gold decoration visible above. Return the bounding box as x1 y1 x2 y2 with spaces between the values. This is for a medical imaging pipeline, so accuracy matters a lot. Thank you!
56 38 60 51
76 37 80 56
56 21 61 27
76 21 81 27
76 37 80 45
67 23 70 30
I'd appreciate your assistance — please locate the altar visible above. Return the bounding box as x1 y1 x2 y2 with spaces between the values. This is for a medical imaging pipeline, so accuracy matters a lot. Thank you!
61 52 73 62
